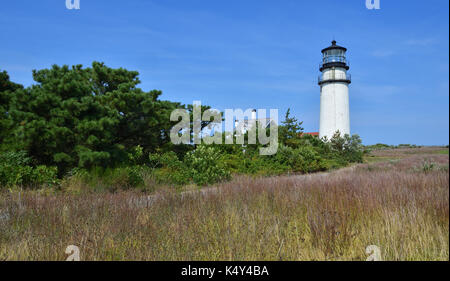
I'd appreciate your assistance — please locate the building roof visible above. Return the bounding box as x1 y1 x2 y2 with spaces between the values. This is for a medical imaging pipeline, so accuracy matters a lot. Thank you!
300 132 319 137
321 40 347 53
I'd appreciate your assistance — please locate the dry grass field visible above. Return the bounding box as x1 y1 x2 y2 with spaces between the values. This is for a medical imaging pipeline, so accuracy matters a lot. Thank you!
0 147 448 261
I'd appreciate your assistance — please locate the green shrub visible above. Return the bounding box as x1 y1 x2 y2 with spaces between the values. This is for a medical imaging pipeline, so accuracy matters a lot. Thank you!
151 167 189 186
268 145 327 174
0 151 58 188
0 151 32 166
69 166 145 191
149 151 184 170
0 164 58 188
420 160 436 173
322 158 348 170
294 146 328 173
329 133 364 163
128 145 144 165
184 145 231 186
220 144 331 176
220 153 244 174
238 154 290 176
149 152 190 185
124 166 145 187
273 145 296 167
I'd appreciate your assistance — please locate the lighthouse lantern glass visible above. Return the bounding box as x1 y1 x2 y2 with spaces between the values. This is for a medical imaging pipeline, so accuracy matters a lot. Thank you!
323 49 346 64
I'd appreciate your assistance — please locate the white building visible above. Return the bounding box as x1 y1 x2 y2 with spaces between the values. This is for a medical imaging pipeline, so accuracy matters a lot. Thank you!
318 40 351 139
234 109 275 135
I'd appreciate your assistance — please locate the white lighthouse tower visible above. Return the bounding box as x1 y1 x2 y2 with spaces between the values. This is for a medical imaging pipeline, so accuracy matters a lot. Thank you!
318 40 351 139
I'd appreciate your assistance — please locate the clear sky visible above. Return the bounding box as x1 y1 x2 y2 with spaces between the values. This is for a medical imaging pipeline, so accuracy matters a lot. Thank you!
1 0 448 145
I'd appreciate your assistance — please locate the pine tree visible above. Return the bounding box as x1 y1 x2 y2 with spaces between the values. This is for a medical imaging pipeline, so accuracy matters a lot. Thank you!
279 108 304 148
2 63 182 174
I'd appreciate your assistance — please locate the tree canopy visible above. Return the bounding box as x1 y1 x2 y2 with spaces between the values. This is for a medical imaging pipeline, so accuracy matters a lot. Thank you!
1 62 185 174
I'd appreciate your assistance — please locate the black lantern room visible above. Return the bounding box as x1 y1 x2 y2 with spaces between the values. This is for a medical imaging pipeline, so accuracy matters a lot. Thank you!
319 40 350 72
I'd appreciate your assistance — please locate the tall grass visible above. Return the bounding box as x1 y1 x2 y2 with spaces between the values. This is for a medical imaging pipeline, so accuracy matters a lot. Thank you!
0 149 448 260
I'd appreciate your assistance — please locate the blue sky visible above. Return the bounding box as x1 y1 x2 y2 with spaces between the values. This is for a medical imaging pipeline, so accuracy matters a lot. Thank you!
1 0 448 145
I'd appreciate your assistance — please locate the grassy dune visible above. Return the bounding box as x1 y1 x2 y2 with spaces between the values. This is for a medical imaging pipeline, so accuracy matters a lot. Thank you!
0 147 448 261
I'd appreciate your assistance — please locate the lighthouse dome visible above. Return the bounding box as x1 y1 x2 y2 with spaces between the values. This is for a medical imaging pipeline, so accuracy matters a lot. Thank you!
321 40 347 53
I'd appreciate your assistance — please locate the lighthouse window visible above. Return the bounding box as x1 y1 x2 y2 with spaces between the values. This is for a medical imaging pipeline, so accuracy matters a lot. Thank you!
323 49 346 64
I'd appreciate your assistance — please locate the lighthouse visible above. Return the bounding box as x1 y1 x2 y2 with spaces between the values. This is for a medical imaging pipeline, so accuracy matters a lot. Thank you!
318 40 351 139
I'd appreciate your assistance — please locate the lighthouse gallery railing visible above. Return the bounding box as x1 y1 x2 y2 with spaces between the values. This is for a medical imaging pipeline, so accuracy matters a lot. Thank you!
318 73 351 84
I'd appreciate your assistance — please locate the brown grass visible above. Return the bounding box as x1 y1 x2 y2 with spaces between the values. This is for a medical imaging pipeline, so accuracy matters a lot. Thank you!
368 146 448 157
0 148 448 260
